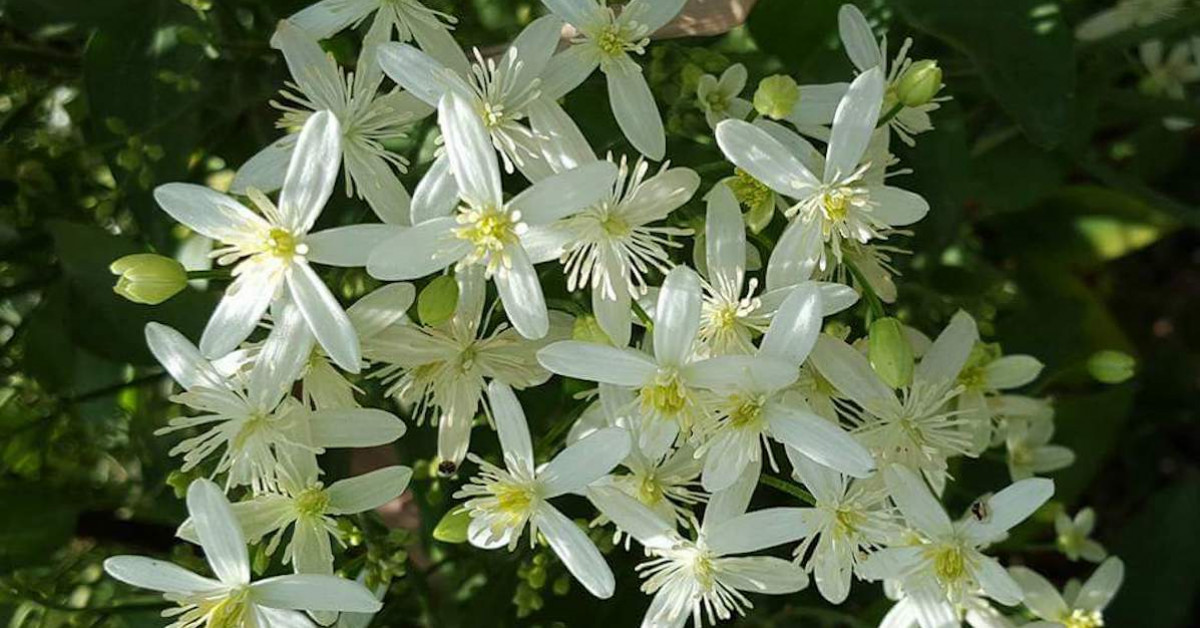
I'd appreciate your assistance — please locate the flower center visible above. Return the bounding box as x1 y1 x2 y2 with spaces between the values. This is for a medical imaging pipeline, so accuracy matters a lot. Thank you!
726 395 765 429
636 473 665 505
640 368 689 417
454 205 524 274
929 544 967 586
1063 609 1104 628
599 210 631 237
690 548 718 591
822 190 851 222
595 25 629 58
265 227 303 259
477 101 506 129
232 413 272 450
705 91 729 113
200 586 251 628
833 506 865 539
489 482 536 526
294 485 330 519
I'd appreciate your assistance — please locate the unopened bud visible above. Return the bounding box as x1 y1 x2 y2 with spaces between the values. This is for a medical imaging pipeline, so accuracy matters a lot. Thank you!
418 274 459 326
869 317 914 388
432 507 471 544
1087 350 1136 384
110 254 187 305
753 74 799 120
895 59 942 108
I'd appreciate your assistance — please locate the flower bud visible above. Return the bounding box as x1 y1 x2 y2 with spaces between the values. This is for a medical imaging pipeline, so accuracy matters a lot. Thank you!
869 317 914 388
1087 350 1136 384
895 59 943 108
418 274 459 326
110 253 187 305
432 506 471 544
753 74 799 120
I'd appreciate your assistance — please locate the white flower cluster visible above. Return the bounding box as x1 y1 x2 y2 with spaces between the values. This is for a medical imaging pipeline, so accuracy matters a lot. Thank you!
106 2 1124 627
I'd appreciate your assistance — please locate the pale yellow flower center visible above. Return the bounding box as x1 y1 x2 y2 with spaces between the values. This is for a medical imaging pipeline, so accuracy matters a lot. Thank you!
203 586 251 628
929 544 967 585
595 25 628 57
640 369 689 416
266 227 300 259
294 485 330 519
1063 609 1104 628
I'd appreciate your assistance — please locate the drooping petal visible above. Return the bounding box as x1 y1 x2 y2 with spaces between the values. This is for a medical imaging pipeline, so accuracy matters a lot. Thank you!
786 82 849 128
754 119 826 180
439 91 502 208
915 310 979 385
537 341 658 386
624 166 700 223
974 556 1024 606
870 185 930 227
528 98 597 173
308 408 407 448
199 267 278 360
654 266 702 367
279 111 342 235
145 323 226 391
486 381 535 474
715 119 819 197
785 446 844 505
837 4 882 71
857 546 924 581
541 427 631 497
406 7 471 77
342 142 413 226
810 334 901 417
347 283 415 337
684 355 798 394
272 20 343 110
719 556 810 594
759 283 823 364
287 262 361 373
495 245 549 339
765 219 823 290
286 0 376 40
705 183 745 294
592 285 632 347
706 508 815 556
508 14 565 90
532 505 615 598
813 541 853 603
103 556 221 595
187 479 250 585
882 465 953 538
824 67 885 183
306 224 401 267
702 456 759 532
153 184 269 243
327 466 412 515
251 574 382 612
248 299 313 410
410 154 460 224
766 404 874 478
366 217 466 281
510 161 617 225
606 56 666 160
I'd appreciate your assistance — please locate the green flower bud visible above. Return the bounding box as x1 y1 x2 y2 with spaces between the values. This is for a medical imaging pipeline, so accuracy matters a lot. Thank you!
418 274 459 326
869 317 914 389
1087 350 1136 384
895 59 943 108
753 74 799 120
110 254 187 305
432 506 471 544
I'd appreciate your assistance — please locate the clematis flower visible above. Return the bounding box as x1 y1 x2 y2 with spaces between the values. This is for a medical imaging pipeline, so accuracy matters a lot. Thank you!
157 111 368 370
860 466 1054 623
147 322 406 493
1004 408 1075 482
1009 557 1124 628
365 267 571 467
454 381 631 598
538 0 690 159
367 90 617 339
590 461 810 627
696 64 753 129
1054 507 1107 563
104 479 381 628
716 68 929 284
953 340 1044 454
234 21 433 226
1075 0 1183 41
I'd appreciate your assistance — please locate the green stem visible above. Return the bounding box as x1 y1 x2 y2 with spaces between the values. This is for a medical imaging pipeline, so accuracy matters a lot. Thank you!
186 269 231 281
759 474 816 505
844 261 886 324
631 299 654 330
876 103 903 128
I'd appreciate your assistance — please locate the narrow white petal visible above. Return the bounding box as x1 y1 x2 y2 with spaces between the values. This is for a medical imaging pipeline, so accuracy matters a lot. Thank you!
251 574 381 612
857 546 923 581
187 479 249 585
528 98 597 173
974 556 1024 606
825 67 885 183
272 20 342 110
719 556 809 594
342 143 412 226
532 506 615 599
765 219 823 290
511 161 618 225
705 183 745 293
715 119 819 196
702 457 759 532
376 43 450 108
279 111 341 234
306 225 401 267
813 543 852 603
759 283 823 364
153 183 268 242
231 135 295 195
407 8 470 76
785 446 844 505
684 355 798 393
766 404 874 478
786 82 849 128
654 266 702 366
410 154 459 225
365 217 466 281
248 299 313 409
541 0 598 27
754 119 826 179
103 557 220 595
606 57 665 160
495 245 549 339
1075 9 1129 41
440 91 502 208
347 283 414 337
984 355 1044 390
286 0 376 40
916 310 979 385
882 465 953 537
509 15 564 87
586 485 679 550
308 408 406 448
838 4 882 71
1076 557 1124 612
962 478 1054 544
537 341 658 386
327 466 412 515
486 381 535 474
621 0 688 33
1008 566 1069 620
287 262 361 373
810 334 901 416
199 268 277 361
592 285 632 347
707 508 815 555
871 185 930 227
145 323 226 391
539 44 601 100
541 427 630 497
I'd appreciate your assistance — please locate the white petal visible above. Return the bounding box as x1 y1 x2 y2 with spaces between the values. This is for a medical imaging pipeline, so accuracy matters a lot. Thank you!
510 161 617 225
719 556 809 594
251 574 381 612
541 427 630 497
964 478 1054 544
858 546 923 581
487 381 535 474
707 508 815 555
272 20 342 110
1075 8 1129 41
287 262 361 373
683 355 798 393
916 310 979 385
539 44 602 100
837 4 882 71
308 408 406 448
286 0 375 40
365 217 466 280
906 576 960 628
306 225 401 267
871 185 930 227
248 299 313 409
495 245 549 339
883 465 953 537
103 556 220 595
766 404 874 478
984 356 1044 390
813 542 853 603
187 479 249 585
759 283 823 364
753 119 825 179
153 183 268 242
765 219 823 290
343 143 412 226
541 0 598 27
410 154 459 224
537 341 658 386
1008 567 1068 620
407 9 470 76
145 323 226 391
974 556 1024 606
810 334 901 416
825 67 885 182
1076 557 1124 612
439 91 502 207
376 43 450 108
586 485 679 550
280 111 341 234
654 266 702 366
592 285 632 347
467 514 515 549
606 57 665 160
327 466 412 514
200 268 277 361
257 607 317 628
625 166 699 222
528 98 596 173
231 134 295 195
786 446 844 505
347 283 414 337
787 82 848 128
509 15 564 88
715 119 819 197
705 183 745 294
533 505 615 598
702 457 759 532
620 0 688 33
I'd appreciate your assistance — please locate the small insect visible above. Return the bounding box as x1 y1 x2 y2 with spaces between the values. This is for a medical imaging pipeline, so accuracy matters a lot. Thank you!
438 460 458 476
969 493 993 523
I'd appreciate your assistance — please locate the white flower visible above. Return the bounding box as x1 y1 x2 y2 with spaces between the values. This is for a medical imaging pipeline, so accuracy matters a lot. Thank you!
1055 508 1108 563
809 312 980 490
838 4 941 146
367 89 617 339
693 285 875 492
539 0 690 159
378 15 565 179
716 68 929 281
860 466 1054 621
104 479 381 628
527 154 698 346
1138 38 1200 129
1009 557 1124 628
589 463 810 627
539 266 781 452
454 381 631 598
234 22 433 226
157 112 367 370
1075 0 1184 41
285 0 469 75
954 343 1044 454
786 448 901 604
879 589 1017 628
697 64 753 129
1004 411 1075 482
146 322 406 492
365 267 570 466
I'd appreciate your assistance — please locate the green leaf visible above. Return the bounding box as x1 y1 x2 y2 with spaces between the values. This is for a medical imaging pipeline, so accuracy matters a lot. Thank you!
0 484 80 572
747 0 846 74
895 0 1076 148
